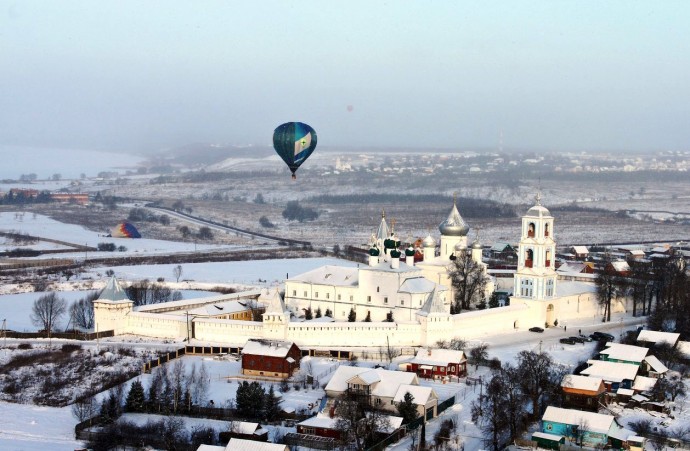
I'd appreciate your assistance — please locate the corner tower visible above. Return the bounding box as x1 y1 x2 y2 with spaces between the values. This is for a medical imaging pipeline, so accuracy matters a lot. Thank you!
513 192 557 301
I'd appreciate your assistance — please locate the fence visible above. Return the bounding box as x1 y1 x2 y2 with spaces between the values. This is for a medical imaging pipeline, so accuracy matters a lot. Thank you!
436 395 456 416
142 347 186 373
1 329 114 341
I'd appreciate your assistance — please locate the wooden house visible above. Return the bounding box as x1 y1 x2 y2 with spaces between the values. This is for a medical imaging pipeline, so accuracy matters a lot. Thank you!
241 339 301 379
580 360 639 392
541 406 623 448
405 348 467 379
560 375 606 411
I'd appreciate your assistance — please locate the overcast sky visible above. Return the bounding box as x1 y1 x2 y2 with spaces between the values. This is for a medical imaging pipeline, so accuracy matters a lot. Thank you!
1 1 689 153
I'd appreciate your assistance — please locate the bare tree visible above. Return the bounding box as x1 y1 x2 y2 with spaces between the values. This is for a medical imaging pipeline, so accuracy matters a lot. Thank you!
448 251 489 313
334 394 391 451
71 396 97 423
574 419 590 448
31 292 67 333
69 291 98 330
173 265 183 283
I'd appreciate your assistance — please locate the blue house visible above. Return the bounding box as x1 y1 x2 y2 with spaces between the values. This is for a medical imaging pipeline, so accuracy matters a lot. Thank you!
542 406 619 447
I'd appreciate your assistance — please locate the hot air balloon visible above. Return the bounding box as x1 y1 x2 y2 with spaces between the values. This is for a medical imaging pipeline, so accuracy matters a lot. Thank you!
272 122 317 179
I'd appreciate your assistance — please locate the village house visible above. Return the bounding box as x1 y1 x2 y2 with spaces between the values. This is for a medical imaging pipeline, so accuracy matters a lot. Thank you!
580 360 640 392
560 375 606 411
241 339 301 379
598 343 648 366
219 421 268 443
541 406 634 448
404 348 467 379
324 366 440 419
569 246 590 260
197 438 288 451
636 329 680 348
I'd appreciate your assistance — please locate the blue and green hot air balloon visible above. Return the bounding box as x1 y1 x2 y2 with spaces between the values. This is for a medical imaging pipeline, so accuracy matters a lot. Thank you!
272 122 317 179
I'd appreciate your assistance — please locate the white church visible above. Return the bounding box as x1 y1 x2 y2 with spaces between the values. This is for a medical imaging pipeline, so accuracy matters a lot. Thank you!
93 195 627 349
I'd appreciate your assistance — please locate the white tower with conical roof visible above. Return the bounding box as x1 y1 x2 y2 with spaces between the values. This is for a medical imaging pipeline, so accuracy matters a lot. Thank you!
92 276 133 335
513 192 557 303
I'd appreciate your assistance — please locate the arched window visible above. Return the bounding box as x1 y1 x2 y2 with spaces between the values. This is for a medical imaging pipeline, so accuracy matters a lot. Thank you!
544 223 550 237
528 222 535 238
545 250 551 267
525 249 534 267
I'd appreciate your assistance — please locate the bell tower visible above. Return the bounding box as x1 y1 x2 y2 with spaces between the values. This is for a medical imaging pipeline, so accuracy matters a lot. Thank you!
513 192 557 301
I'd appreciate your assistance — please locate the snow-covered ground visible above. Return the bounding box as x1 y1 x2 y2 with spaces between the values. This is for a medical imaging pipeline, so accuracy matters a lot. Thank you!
0 212 233 256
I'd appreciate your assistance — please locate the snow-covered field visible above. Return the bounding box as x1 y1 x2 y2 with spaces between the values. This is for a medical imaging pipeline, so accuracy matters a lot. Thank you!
0 212 233 256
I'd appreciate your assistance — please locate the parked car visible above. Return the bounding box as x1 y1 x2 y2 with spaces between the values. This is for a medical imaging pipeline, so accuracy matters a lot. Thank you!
560 337 577 345
589 331 615 341
578 334 593 342
569 336 585 343
529 326 545 333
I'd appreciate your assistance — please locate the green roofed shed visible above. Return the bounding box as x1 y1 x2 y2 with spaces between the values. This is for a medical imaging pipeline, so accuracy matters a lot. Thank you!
532 431 565 450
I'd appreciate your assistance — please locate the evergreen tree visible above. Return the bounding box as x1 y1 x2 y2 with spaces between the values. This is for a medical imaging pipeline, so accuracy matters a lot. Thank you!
364 311 372 322
325 308 332 317
236 381 265 419
385 311 394 322
304 307 313 320
315 307 322 318
348 308 356 322
396 392 418 424
125 380 146 413
264 385 282 422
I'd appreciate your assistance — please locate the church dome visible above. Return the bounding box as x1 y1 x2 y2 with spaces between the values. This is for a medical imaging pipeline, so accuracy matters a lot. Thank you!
422 235 436 247
439 200 469 236
472 240 482 249
526 204 551 217
526 191 551 217
454 242 466 252
405 246 415 257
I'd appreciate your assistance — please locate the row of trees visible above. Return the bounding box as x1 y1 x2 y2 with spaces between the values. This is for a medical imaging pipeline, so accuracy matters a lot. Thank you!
128 207 171 226
178 225 214 240
282 201 319 222
596 251 690 339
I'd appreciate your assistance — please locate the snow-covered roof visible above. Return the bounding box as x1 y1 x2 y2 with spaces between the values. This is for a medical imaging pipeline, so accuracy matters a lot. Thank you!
561 374 604 392
410 348 466 366
542 407 615 434
325 367 417 398
581 360 640 382
678 341 690 357
241 339 295 358
136 289 263 313
350 370 381 385
610 261 631 272
637 330 680 346
225 439 288 451
97 276 131 303
290 265 359 286
392 384 436 404
364 412 404 433
197 445 224 451
633 375 657 392
263 288 288 315
416 286 448 317
557 262 588 274
532 431 564 441
608 426 637 441
643 355 668 374
616 388 635 396
233 422 260 435
490 242 514 252
398 277 439 294
600 343 648 363
298 413 338 430
186 300 255 316
571 246 589 254
360 261 421 275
